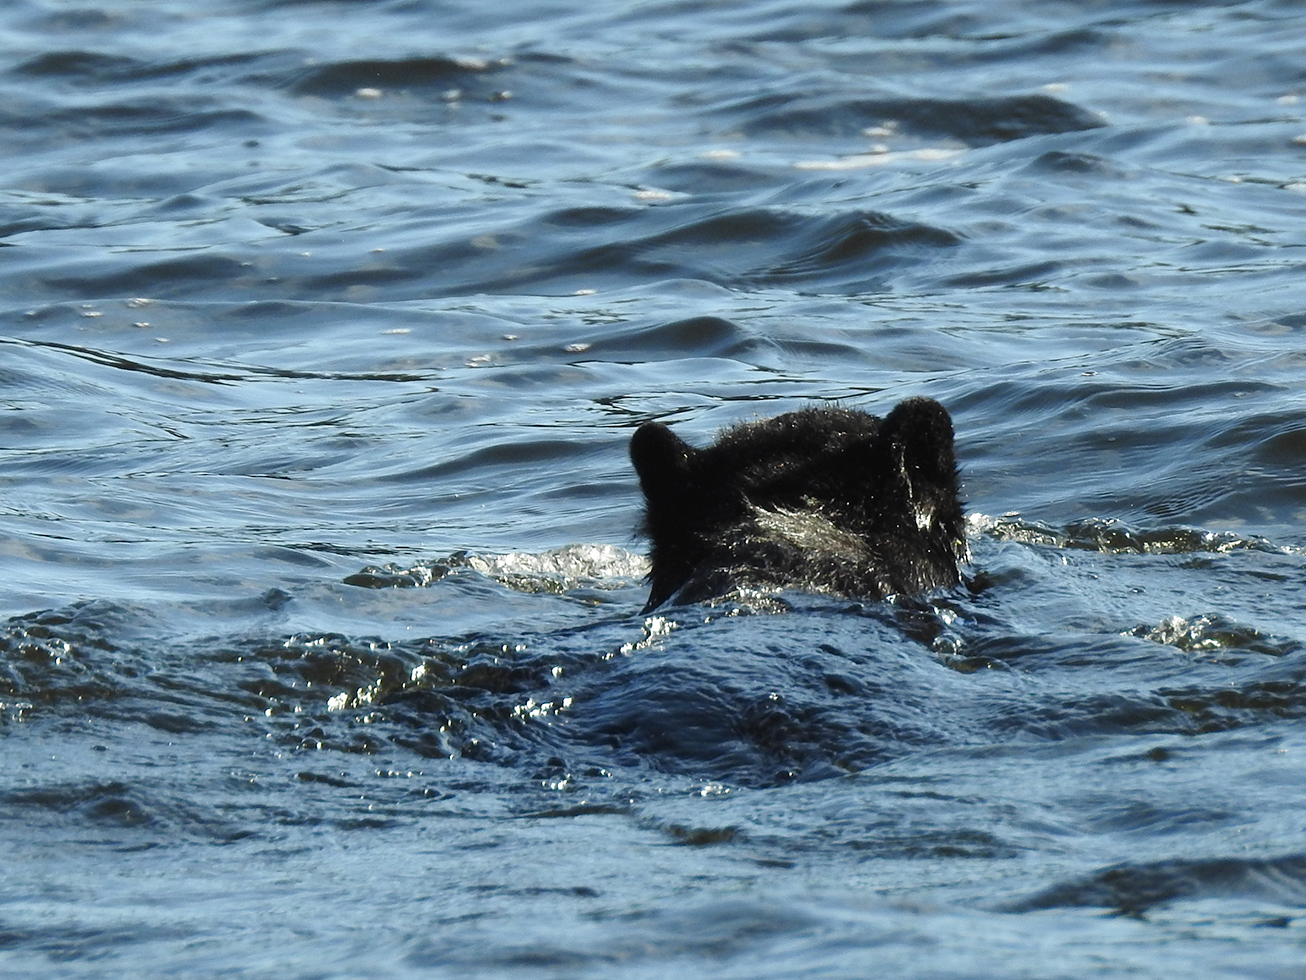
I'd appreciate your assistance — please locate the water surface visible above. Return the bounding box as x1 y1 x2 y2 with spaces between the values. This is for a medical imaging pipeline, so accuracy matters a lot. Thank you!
3 0 1306 977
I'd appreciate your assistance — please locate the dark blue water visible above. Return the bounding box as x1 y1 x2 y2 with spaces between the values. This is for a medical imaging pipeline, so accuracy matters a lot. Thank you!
4 1 1306 976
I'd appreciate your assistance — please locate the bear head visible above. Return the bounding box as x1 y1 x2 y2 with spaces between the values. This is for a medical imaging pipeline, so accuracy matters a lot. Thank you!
630 397 966 611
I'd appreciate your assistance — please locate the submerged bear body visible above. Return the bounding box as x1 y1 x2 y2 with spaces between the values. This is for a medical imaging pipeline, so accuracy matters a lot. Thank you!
630 397 966 611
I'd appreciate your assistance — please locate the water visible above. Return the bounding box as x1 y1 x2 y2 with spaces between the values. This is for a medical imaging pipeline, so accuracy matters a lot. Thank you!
3 0 1306 976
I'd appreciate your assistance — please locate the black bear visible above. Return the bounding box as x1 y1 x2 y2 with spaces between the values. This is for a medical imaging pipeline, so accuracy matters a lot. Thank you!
630 397 966 611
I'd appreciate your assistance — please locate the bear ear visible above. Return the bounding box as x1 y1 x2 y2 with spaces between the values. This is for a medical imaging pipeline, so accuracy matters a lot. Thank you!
630 422 694 500
881 397 956 481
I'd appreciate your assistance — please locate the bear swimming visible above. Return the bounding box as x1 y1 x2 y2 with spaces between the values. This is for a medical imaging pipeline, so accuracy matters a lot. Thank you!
630 397 966 611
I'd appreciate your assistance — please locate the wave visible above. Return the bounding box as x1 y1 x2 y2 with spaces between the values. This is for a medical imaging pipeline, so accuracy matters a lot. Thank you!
308 204 963 298
970 513 1289 557
279 55 512 99
1009 853 1306 915
727 92 1105 145
344 544 649 592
